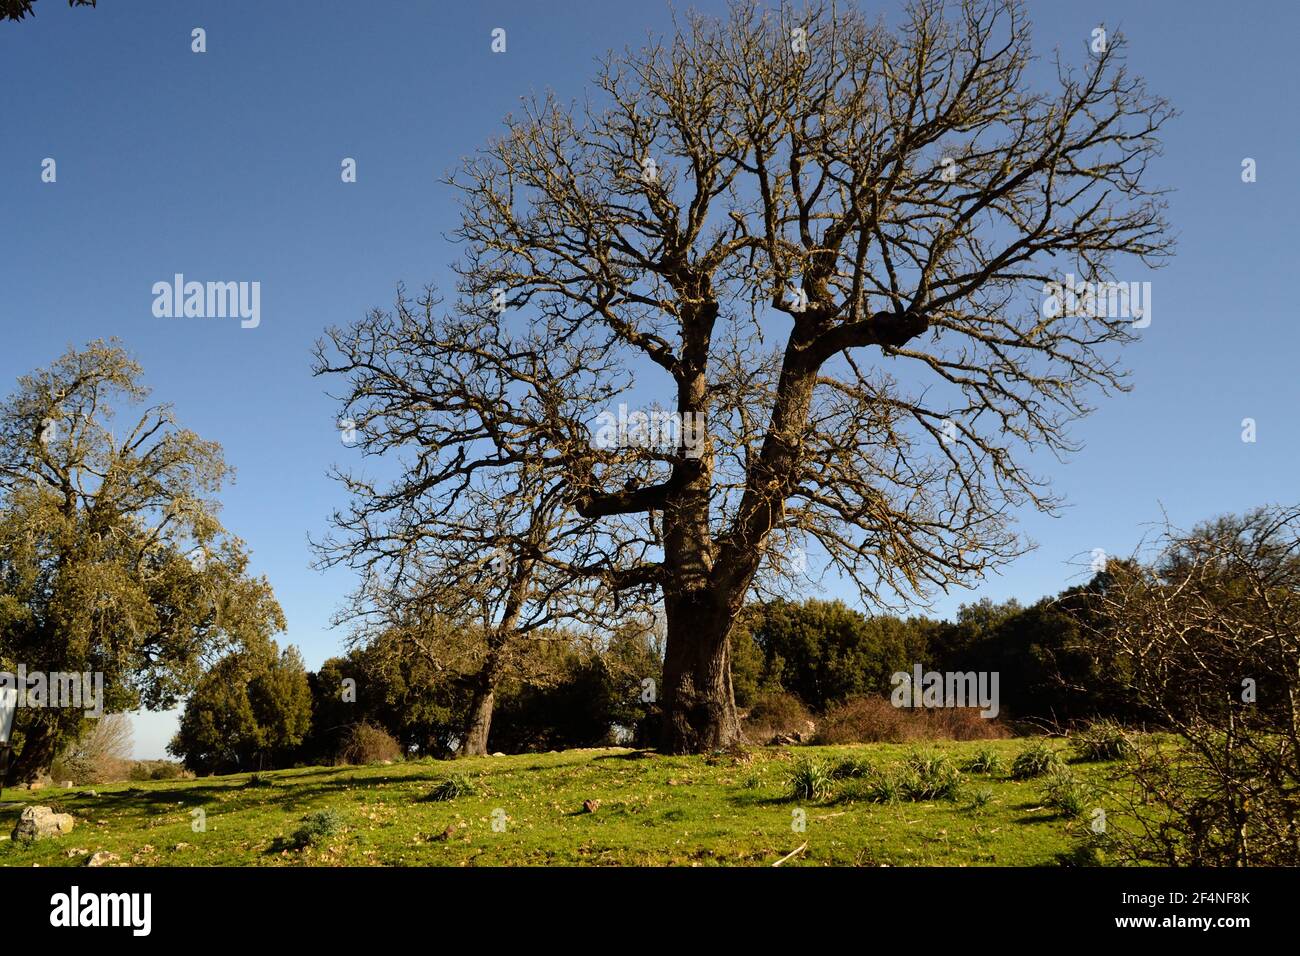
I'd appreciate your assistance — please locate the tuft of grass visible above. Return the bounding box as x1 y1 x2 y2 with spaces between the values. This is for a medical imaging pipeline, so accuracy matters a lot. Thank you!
1041 766 1090 818
1011 740 1062 780
900 750 963 801
786 758 834 802
966 788 994 813
291 809 344 848
426 774 477 802
961 747 1004 776
1070 720 1134 762
829 755 874 780
244 772 274 788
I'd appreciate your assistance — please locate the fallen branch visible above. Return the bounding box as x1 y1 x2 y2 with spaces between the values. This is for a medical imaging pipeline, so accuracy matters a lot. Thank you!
772 842 808 867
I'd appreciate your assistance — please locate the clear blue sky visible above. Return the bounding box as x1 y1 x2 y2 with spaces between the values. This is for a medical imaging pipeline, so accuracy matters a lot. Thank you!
3 1 1297 757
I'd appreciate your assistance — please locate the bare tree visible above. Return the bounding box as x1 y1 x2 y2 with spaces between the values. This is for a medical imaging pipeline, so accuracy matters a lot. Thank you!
1073 507 1300 866
433 0 1174 752
313 291 654 755
1 0 94 23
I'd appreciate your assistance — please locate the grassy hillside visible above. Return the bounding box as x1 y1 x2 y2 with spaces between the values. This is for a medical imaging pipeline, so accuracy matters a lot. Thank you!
0 738 1120 867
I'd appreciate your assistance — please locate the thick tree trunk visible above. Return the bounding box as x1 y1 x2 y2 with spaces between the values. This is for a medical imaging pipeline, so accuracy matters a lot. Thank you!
5 719 61 786
460 648 502 757
660 591 742 754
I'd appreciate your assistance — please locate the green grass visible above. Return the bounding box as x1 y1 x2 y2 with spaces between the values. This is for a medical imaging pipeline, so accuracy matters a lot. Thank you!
0 738 1127 867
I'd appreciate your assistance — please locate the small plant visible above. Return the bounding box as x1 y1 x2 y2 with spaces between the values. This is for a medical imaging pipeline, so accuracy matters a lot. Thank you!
427 774 477 802
741 770 764 790
1041 766 1089 818
961 747 1004 775
291 809 344 848
966 788 994 813
860 769 904 804
1011 740 1061 780
1071 720 1134 762
786 758 834 801
829 756 873 780
901 750 963 801
244 772 274 788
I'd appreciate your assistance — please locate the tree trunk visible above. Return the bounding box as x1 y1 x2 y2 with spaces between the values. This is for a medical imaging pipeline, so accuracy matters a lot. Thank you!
5 718 61 786
660 590 742 754
461 647 503 757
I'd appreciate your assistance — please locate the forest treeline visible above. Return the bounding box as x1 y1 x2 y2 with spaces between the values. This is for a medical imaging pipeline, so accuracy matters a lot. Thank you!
166 570 1134 775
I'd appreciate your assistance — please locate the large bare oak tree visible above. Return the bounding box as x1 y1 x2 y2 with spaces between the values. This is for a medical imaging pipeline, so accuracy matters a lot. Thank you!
326 0 1173 753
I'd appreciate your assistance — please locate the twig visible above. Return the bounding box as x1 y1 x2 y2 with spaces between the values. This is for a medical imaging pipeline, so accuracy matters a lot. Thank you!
772 842 808 867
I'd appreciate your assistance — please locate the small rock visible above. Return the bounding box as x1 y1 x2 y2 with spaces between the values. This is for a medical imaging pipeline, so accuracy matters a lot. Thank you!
582 799 600 814
61 781 74 789
12 806 75 842
78 791 97 798
64 848 89 859
491 752 506 757
171 842 190 852
85 851 119 867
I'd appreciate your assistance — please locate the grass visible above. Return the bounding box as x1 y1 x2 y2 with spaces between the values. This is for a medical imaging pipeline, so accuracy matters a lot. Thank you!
0 738 1127 867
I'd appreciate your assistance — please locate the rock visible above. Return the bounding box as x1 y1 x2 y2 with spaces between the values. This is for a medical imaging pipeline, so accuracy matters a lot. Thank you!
85 851 119 867
61 780 74 789
64 848 89 859
12 806 75 842
768 732 799 747
78 791 97 798
582 799 600 814
171 842 190 852
491 752 506 757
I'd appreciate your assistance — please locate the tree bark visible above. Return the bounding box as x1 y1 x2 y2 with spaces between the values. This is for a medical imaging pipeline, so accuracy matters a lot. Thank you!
460 646 503 757
660 590 742 753
5 718 61 786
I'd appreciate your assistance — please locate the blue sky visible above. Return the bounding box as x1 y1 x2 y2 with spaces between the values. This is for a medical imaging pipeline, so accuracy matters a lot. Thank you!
3 1 1297 757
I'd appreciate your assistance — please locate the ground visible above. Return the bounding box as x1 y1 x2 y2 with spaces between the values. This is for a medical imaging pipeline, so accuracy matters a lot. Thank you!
0 738 1121 866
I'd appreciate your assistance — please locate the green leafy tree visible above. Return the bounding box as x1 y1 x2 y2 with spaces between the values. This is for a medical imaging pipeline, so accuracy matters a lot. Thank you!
749 599 932 710
169 641 312 774
0 340 285 783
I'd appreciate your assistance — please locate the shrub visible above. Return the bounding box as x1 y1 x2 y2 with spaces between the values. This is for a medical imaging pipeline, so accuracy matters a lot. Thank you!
292 809 344 848
1011 740 1062 780
127 760 188 781
742 689 813 742
961 747 1004 775
816 695 1007 745
785 758 834 801
427 774 477 802
924 706 1008 741
244 772 274 788
1071 720 1134 762
336 721 402 766
50 713 134 784
815 695 918 744
966 788 994 813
